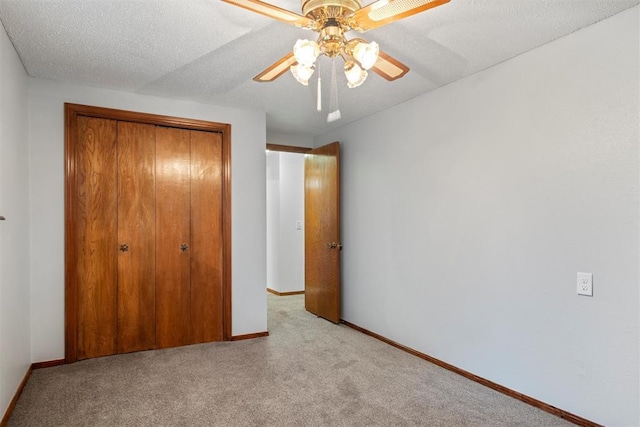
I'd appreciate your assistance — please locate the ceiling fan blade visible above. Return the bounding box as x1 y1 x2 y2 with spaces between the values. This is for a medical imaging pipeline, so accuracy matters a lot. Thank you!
349 0 450 32
221 0 318 30
371 50 409 81
254 52 297 82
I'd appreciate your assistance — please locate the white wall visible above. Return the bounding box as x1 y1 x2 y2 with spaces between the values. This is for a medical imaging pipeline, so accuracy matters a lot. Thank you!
266 152 305 293
266 151 281 291
277 152 305 292
28 79 267 362
316 8 639 426
0 22 30 418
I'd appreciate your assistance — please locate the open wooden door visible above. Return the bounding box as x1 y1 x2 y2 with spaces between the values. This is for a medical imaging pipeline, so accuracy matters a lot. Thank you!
304 141 341 323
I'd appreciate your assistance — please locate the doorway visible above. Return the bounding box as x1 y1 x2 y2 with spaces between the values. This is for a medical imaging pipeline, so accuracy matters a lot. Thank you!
265 144 309 298
265 141 341 325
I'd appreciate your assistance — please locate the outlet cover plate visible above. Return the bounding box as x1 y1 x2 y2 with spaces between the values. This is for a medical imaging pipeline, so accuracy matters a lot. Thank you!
577 272 593 296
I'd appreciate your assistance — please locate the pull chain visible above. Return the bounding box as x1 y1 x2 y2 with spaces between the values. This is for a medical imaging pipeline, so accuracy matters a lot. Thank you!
317 60 322 112
327 58 341 122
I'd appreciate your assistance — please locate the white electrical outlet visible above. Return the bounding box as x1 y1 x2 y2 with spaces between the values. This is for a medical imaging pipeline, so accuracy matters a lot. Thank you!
296 221 302 230
577 272 593 296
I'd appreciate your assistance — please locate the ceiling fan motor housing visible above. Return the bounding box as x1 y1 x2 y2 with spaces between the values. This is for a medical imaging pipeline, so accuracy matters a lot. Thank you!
302 0 361 22
319 20 344 57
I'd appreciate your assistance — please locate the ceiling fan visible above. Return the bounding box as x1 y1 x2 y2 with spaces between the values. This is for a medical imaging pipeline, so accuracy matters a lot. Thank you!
221 0 451 87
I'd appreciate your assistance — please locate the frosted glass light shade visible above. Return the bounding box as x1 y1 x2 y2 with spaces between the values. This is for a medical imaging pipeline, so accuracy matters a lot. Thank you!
352 41 379 70
293 39 320 67
290 63 315 85
344 61 367 88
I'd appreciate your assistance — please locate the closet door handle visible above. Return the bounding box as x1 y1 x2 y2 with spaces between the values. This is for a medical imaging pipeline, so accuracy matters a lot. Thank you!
180 244 189 252
328 242 342 250
0 216 5 220
119 244 129 252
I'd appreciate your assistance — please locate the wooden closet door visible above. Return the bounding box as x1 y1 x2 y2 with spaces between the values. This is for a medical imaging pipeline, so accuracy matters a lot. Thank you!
66 104 232 362
76 116 118 360
155 127 192 349
116 122 156 353
190 130 223 343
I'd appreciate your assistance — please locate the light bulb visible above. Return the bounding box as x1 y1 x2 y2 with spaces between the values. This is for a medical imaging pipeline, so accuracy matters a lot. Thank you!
293 39 320 68
344 61 367 89
352 41 379 70
290 63 315 85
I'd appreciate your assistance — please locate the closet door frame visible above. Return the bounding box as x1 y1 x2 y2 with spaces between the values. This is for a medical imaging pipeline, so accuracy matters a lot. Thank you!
64 103 232 363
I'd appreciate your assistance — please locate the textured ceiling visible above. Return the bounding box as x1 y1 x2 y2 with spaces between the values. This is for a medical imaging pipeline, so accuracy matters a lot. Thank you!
0 0 637 136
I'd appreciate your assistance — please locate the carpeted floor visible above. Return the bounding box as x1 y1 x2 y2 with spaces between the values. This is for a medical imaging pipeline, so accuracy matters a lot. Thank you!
8 294 571 426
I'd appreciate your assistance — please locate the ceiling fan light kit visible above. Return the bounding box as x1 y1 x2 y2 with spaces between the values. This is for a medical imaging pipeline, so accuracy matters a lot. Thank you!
293 39 320 66
344 61 367 88
291 63 315 85
351 40 379 70
291 35 377 88
221 0 451 120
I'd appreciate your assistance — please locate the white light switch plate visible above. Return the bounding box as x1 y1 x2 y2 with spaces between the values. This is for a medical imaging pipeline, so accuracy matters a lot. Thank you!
577 272 593 296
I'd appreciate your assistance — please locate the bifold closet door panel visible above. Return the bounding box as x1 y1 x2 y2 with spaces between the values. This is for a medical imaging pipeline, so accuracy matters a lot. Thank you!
117 122 156 353
76 116 118 360
190 130 224 343
155 126 192 349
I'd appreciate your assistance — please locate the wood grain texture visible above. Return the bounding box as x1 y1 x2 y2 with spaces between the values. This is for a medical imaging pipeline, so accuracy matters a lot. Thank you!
190 130 224 343
350 0 450 32
266 288 305 296
64 104 230 133
65 105 80 363
341 320 602 427
76 116 118 360
266 144 312 154
221 129 232 341
221 0 318 31
66 104 233 360
370 49 410 81
155 126 192 349
117 122 156 353
31 359 66 370
253 51 297 82
230 331 269 341
304 141 341 323
0 366 31 427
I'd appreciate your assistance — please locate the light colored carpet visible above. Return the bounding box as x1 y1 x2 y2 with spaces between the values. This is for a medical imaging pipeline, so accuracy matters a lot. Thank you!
8 294 571 426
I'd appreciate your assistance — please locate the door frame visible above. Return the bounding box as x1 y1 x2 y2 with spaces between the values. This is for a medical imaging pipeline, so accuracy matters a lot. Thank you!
266 143 312 154
64 103 232 363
